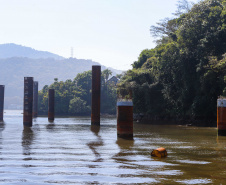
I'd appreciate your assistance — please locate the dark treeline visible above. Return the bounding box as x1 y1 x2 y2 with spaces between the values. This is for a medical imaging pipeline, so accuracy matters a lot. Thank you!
38 69 117 116
118 0 226 124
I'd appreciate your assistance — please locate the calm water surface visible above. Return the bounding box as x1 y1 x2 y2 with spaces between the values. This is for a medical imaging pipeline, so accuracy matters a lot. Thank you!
0 110 226 184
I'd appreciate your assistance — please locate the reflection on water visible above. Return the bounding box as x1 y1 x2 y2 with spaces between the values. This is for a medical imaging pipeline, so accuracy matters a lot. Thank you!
0 121 5 131
22 127 34 158
0 110 225 184
46 122 56 132
113 139 135 170
114 138 134 160
0 122 4 156
48 119 54 124
87 125 103 162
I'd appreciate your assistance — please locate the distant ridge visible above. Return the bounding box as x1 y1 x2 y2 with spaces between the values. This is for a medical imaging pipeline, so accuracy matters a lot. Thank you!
0 43 122 108
0 43 64 60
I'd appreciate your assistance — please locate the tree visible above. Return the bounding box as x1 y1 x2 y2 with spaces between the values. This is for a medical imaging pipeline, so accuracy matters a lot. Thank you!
102 69 112 83
118 0 226 123
38 69 117 115
173 0 194 16
132 49 155 69
69 97 90 115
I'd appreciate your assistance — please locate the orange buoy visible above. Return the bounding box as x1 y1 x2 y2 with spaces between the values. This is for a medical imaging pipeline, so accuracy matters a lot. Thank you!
151 147 167 158
217 98 226 136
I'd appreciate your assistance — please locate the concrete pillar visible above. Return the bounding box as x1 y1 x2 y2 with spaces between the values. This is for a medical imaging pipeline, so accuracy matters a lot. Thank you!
23 77 33 127
91 65 101 125
117 101 133 140
0 85 5 122
33 81 38 118
217 98 226 136
48 89 55 122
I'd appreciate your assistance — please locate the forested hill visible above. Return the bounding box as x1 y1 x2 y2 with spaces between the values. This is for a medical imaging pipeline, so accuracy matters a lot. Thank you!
0 44 121 108
118 0 226 125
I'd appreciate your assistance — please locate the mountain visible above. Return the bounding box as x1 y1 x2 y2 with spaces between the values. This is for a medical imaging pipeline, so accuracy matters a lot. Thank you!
0 44 122 109
0 43 64 60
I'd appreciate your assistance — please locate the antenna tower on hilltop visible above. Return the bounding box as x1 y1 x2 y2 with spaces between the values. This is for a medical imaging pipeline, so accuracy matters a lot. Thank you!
71 47 74 58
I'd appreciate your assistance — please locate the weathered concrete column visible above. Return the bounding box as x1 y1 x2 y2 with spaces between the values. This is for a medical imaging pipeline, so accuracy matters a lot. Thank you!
91 65 101 125
0 85 5 122
48 89 55 122
117 101 133 140
33 81 38 118
217 98 226 136
23 77 33 127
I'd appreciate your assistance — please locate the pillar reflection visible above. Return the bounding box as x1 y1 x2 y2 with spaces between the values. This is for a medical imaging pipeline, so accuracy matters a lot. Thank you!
87 125 103 162
22 127 34 159
112 138 134 164
46 122 56 132
0 122 5 153
0 121 5 132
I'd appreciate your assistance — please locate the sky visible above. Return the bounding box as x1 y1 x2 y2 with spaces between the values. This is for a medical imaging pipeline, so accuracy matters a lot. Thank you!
0 0 199 70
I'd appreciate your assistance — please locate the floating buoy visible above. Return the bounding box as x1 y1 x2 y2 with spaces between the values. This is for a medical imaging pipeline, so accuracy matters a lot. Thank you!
151 147 167 158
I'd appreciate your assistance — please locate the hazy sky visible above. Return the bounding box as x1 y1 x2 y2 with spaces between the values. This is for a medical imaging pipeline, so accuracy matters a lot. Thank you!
0 0 198 70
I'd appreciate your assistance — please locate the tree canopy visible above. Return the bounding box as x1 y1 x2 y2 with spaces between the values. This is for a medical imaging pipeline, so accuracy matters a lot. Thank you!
38 69 117 116
118 0 226 123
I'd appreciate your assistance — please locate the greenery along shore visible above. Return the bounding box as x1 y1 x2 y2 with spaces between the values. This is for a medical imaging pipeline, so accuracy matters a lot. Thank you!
38 0 226 125
38 69 118 116
118 0 226 123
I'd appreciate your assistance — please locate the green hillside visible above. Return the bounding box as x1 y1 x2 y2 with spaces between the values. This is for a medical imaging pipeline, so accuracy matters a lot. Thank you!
0 45 121 108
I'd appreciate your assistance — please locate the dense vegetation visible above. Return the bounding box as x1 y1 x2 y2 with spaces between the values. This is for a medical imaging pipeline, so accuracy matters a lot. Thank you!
118 0 226 123
38 69 117 116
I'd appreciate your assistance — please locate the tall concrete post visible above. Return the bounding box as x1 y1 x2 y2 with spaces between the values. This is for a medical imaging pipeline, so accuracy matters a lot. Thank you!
217 98 226 136
0 85 5 122
33 81 38 118
117 101 133 140
91 65 101 125
48 89 55 122
23 77 33 127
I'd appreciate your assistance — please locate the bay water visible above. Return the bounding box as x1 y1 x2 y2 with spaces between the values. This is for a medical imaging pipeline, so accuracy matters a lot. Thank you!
0 110 226 184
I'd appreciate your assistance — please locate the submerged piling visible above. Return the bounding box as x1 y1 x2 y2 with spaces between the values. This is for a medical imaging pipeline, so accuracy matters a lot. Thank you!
91 65 101 125
217 98 226 136
33 81 38 118
117 101 133 140
23 77 34 127
0 85 5 122
48 89 55 122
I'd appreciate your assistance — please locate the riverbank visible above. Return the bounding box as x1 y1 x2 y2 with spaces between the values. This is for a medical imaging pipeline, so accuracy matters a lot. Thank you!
134 114 217 127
